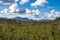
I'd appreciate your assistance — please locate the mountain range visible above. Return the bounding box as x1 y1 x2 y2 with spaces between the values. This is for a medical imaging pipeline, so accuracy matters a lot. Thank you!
0 17 52 22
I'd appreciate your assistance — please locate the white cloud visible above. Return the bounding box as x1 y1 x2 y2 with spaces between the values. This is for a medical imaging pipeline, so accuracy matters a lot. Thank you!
1 8 9 14
0 4 60 21
48 10 55 18
46 10 60 20
20 0 29 4
9 3 19 13
25 9 31 14
31 0 48 7
32 9 40 15
25 9 40 15
0 8 41 20
1 3 20 13
0 0 60 21
15 0 19 2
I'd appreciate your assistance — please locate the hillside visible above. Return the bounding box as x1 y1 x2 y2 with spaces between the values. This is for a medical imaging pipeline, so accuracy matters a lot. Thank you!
0 18 60 40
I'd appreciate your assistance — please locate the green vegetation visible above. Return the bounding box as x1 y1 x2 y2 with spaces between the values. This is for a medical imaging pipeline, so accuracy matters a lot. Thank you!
0 18 60 40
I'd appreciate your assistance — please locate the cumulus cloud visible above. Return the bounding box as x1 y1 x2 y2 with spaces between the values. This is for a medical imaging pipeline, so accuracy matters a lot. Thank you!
1 8 9 14
1 3 26 13
25 9 31 14
48 10 60 20
0 8 17 18
32 9 40 15
0 0 60 21
25 9 40 15
0 7 41 20
1 3 20 13
31 0 48 7
9 3 19 13
0 3 60 21
15 0 19 2
20 0 29 4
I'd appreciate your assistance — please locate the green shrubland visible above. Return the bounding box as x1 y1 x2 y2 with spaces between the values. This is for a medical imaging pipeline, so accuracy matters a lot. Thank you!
0 18 60 40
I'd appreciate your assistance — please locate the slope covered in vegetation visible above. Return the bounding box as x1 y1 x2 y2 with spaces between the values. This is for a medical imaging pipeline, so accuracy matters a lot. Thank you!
0 18 60 40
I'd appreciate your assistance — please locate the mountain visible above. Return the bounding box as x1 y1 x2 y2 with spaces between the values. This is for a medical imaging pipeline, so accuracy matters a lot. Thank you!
0 17 52 22
14 17 51 22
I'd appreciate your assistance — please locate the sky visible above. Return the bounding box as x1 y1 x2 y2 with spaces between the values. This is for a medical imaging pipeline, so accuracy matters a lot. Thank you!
0 0 60 20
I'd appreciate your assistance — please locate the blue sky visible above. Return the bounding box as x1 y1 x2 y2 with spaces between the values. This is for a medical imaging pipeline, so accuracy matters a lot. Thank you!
0 0 59 11
0 0 60 20
48 0 60 11
0 0 60 11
